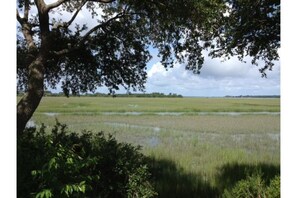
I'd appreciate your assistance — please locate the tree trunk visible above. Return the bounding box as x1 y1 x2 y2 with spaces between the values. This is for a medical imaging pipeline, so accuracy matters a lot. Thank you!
17 55 45 135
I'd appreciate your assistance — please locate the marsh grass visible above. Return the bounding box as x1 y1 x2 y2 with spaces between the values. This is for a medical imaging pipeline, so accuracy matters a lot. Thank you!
27 97 280 113
28 97 280 197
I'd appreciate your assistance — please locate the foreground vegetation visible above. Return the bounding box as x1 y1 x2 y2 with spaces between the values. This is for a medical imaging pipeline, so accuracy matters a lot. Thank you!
18 122 157 198
23 97 280 197
19 122 280 198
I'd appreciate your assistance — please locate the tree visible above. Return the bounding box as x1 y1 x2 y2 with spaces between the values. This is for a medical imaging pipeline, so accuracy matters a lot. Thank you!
209 0 280 77
17 0 280 134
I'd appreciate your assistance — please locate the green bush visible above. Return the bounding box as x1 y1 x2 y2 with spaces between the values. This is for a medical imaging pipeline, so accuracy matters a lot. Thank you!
266 175 280 198
222 172 280 198
17 121 157 198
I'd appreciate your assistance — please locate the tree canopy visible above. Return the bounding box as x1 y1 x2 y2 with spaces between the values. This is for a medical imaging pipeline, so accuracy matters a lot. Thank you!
16 0 280 133
210 0 280 77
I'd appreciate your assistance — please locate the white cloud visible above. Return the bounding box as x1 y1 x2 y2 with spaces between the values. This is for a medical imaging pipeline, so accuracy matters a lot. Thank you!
147 62 168 78
146 56 280 96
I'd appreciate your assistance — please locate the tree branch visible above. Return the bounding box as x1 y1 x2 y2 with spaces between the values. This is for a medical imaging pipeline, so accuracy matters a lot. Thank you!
51 8 144 58
46 0 115 12
52 0 87 30
17 9 23 25
45 0 69 12
52 48 71 56
88 0 116 3
66 0 87 27
17 8 38 52
50 11 125 57
24 0 30 20
80 11 129 44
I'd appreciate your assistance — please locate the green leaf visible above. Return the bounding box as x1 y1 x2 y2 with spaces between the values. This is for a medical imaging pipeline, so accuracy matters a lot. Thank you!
48 157 58 170
36 189 52 198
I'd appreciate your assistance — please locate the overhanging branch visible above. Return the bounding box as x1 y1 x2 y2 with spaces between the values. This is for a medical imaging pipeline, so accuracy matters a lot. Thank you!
24 0 30 20
80 10 144 44
80 12 125 43
45 0 69 12
51 6 145 58
52 48 71 56
50 11 127 57
46 0 115 12
52 0 87 30
66 0 87 28
88 0 116 3
17 9 23 25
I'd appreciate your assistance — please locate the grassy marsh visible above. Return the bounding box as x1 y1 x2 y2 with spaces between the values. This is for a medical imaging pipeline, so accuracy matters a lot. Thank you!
28 97 280 196
28 97 280 113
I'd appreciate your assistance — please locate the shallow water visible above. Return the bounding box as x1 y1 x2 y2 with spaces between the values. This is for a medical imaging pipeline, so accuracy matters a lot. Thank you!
42 111 280 116
148 136 160 147
44 112 59 116
102 112 143 115
26 120 36 128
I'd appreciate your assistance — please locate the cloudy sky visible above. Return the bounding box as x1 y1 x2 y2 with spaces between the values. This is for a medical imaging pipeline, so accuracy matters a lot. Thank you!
142 49 280 97
97 47 280 97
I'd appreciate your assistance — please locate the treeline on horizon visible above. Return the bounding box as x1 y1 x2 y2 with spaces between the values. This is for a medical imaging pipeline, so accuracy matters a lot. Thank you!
17 91 183 98
224 95 280 98
17 91 280 98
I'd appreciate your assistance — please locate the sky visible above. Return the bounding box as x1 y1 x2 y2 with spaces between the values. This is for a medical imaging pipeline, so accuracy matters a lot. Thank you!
43 46 281 97
143 49 280 97
94 48 280 97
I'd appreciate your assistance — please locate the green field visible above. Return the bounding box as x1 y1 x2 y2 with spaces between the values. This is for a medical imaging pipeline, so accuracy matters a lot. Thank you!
30 97 280 114
28 97 280 196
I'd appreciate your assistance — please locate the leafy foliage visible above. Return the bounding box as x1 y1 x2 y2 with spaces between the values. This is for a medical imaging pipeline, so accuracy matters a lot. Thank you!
210 0 280 77
17 121 156 197
16 0 217 95
222 172 280 198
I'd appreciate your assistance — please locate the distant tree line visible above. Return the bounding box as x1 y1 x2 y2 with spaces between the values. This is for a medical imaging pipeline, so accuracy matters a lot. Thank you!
225 95 280 98
17 91 183 98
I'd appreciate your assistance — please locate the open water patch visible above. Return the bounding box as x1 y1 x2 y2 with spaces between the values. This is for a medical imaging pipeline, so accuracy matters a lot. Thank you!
128 104 139 108
39 111 280 116
44 112 60 117
148 136 160 147
196 112 280 116
267 133 280 141
26 120 36 128
104 122 161 132
155 112 185 116
104 122 161 147
100 111 279 116
102 112 143 116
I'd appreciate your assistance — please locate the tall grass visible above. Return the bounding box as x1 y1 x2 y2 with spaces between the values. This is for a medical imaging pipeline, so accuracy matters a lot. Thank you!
27 96 280 113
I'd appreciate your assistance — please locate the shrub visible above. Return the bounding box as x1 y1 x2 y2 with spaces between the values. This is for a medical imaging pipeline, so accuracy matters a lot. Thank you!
266 175 280 198
17 121 157 198
222 172 280 198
